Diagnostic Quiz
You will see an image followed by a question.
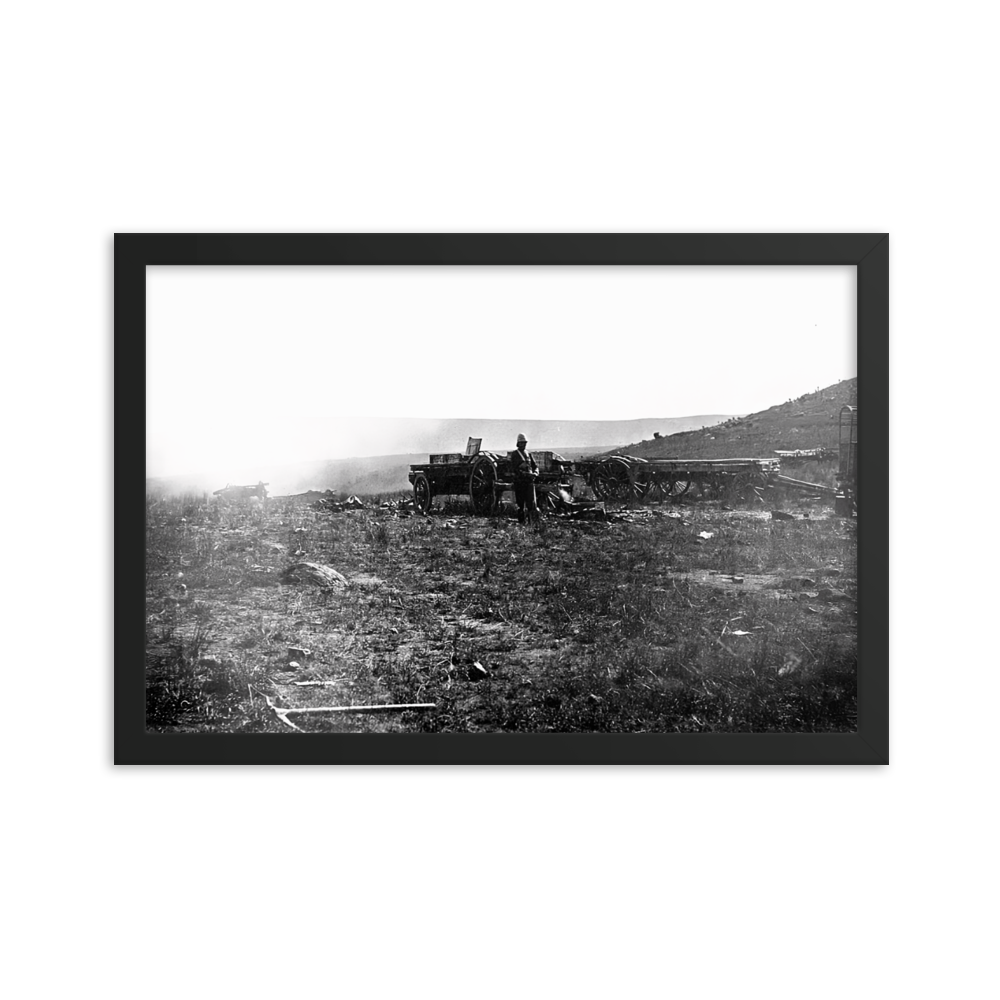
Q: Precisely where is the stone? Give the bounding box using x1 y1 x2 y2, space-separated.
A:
280 562 348 590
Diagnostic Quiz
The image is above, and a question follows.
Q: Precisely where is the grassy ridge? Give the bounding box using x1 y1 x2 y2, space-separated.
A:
611 377 857 461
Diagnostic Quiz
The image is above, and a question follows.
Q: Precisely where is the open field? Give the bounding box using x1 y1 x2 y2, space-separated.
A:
146 479 856 734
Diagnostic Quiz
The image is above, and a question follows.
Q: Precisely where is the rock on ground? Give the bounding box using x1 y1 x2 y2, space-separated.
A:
279 562 348 590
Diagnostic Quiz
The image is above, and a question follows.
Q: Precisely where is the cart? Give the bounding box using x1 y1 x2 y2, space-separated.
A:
576 455 781 504
408 438 575 514
834 405 857 516
767 406 856 514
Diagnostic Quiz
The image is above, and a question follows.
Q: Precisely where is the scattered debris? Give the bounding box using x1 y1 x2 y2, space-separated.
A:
288 646 312 660
778 653 803 677
468 661 489 682
770 510 796 521
730 576 745 584
287 661 301 670
697 531 714 540
773 448 836 459
311 494 367 513
560 505 611 522
278 489 336 503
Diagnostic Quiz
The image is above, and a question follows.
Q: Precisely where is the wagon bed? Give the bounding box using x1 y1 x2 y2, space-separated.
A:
408 440 573 514
575 455 781 503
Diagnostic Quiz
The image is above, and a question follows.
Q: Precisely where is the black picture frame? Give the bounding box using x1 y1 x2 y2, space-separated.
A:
119 233 888 764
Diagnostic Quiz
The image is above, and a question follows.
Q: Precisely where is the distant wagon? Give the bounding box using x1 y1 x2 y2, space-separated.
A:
213 481 269 501
408 438 574 514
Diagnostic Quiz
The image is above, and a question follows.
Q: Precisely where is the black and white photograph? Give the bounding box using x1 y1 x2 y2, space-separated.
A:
145 263 858 736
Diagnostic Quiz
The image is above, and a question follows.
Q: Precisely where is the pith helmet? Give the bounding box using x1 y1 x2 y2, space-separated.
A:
517 434 527 444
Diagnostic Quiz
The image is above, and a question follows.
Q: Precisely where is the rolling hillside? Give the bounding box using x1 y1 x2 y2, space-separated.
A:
601 378 857 460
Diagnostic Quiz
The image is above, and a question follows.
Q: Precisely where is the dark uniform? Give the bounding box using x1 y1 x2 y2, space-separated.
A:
511 438 538 524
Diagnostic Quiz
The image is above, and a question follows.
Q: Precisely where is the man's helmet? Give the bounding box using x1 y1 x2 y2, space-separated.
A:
517 434 527 444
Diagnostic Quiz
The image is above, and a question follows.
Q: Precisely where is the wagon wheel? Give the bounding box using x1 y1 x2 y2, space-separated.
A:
728 472 765 505
631 466 654 500
666 477 692 499
412 473 433 513
643 474 669 503
469 455 498 514
592 458 632 502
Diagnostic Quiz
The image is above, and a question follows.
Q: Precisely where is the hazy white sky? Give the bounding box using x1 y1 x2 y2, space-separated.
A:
147 265 855 477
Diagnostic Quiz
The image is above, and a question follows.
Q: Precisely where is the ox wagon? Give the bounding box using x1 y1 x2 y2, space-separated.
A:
576 455 781 504
212 481 269 501
408 438 574 514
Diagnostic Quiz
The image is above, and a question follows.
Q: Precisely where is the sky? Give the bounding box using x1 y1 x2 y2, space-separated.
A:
147 265 855 478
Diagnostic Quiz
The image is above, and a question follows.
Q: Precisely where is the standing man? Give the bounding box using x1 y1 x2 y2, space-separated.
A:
511 433 539 525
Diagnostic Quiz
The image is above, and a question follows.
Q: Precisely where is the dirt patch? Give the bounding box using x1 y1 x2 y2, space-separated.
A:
666 570 787 594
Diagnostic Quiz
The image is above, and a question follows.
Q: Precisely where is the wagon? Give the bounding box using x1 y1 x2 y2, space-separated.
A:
212 480 269 501
834 405 857 515
757 405 857 515
576 455 781 504
408 438 574 514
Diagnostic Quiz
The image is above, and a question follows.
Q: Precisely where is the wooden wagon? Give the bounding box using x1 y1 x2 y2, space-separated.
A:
575 455 781 504
834 405 857 515
760 405 857 515
212 480 269 501
408 438 574 514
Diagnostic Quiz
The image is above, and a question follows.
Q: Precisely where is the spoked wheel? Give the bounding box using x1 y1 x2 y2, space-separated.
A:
469 456 498 514
592 459 632 501
643 474 669 502
728 472 766 505
665 477 692 499
412 473 433 513
631 466 653 501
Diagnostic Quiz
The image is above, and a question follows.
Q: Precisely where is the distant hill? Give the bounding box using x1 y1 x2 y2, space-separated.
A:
602 378 857 460
146 413 735 497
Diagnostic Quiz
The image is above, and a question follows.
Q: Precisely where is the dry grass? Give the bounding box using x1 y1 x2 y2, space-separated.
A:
145 488 856 734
